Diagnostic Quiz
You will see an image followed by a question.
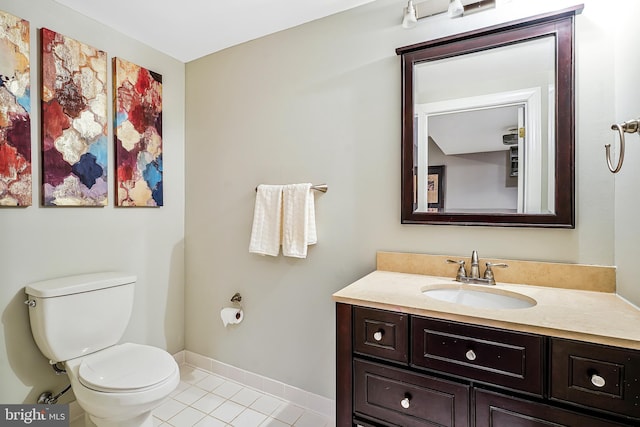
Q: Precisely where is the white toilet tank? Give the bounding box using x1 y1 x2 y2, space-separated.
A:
25 272 136 363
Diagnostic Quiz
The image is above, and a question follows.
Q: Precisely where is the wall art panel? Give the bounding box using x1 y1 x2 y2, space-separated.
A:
41 28 107 206
0 10 31 206
113 57 163 207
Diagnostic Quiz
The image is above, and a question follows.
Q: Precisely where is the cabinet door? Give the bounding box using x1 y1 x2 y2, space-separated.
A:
475 389 631 427
412 316 544 395
354 307 408 364
354 359 469 427
550 338 640 420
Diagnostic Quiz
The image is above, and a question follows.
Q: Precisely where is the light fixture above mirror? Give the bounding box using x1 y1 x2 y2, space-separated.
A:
402 0 418 29
448 0 464 18
401 0 496 28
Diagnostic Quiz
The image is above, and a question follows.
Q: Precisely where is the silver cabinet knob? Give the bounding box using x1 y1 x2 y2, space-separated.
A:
401 397 411 409
373 331 384 341
591 374 606 388
465 350 477 361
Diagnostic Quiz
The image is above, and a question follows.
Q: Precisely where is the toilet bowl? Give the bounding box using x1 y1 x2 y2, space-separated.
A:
65 343 180 427
24 273 179 427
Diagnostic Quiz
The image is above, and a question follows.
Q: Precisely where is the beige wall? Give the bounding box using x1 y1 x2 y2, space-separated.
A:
613 0 640 306
0 0 185 404
185 0 618 398
1 0 630 408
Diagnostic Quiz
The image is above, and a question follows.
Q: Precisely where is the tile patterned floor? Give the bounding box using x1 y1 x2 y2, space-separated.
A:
72 364 331 427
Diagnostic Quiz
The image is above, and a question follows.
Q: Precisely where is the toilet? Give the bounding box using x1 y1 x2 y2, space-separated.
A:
25 272 179 427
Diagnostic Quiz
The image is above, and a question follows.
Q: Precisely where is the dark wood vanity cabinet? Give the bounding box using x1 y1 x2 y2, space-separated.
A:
337 303 639 427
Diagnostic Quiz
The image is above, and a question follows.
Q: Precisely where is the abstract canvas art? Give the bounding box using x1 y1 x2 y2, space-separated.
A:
41 28 107 206
113 57 163 207
0 10 31 206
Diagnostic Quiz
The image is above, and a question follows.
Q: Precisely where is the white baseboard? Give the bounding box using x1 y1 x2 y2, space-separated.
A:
179 350 336 420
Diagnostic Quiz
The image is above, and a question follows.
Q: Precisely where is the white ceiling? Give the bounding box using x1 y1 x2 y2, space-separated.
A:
53 0 375 63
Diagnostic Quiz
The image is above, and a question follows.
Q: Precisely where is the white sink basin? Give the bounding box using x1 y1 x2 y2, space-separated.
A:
422 285 536 310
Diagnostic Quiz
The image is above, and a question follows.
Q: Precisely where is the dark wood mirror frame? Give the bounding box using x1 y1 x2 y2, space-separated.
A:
397 6 583 228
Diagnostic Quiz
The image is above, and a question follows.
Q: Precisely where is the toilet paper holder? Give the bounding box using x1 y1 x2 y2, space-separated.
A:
230 292 243 315
230 292 242 305
223 293 244 324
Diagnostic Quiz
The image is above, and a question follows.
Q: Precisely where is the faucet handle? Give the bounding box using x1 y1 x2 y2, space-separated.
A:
483 262 508 285
446 259 467 281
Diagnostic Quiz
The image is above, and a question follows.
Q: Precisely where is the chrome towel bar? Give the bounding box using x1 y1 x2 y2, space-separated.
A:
255 183 328 193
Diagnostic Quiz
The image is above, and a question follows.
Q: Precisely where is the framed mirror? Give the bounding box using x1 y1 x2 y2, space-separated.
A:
397 6 583 227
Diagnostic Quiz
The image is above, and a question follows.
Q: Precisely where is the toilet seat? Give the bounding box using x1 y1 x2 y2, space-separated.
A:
78 343 177 393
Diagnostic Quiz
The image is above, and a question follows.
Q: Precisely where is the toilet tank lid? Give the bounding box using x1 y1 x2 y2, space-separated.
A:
25 272 136 298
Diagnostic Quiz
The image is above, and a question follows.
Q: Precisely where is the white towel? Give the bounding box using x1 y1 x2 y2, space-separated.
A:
282 183 317 258
249 185 283 256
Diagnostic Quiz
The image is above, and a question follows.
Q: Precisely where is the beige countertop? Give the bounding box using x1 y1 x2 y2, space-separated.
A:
332 270 640 350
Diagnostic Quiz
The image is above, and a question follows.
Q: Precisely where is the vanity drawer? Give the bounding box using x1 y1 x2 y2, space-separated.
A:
550 338 640 419
411 316 544 395
354 358 470 427
476 388 631 427
353 417 398 427
353 307 408 364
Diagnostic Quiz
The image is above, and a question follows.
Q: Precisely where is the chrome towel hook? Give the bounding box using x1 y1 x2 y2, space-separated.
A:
606 119 640 173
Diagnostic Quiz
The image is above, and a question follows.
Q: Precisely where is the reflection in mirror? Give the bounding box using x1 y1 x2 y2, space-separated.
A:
414 36 555 215
397 6 583 227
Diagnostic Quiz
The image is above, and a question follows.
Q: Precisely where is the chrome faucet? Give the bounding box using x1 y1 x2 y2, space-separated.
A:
469 250 480 279
446 251 508 285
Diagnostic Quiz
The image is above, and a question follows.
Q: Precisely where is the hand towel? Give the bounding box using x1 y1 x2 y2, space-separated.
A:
249 185 283 256
282 183 317 258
